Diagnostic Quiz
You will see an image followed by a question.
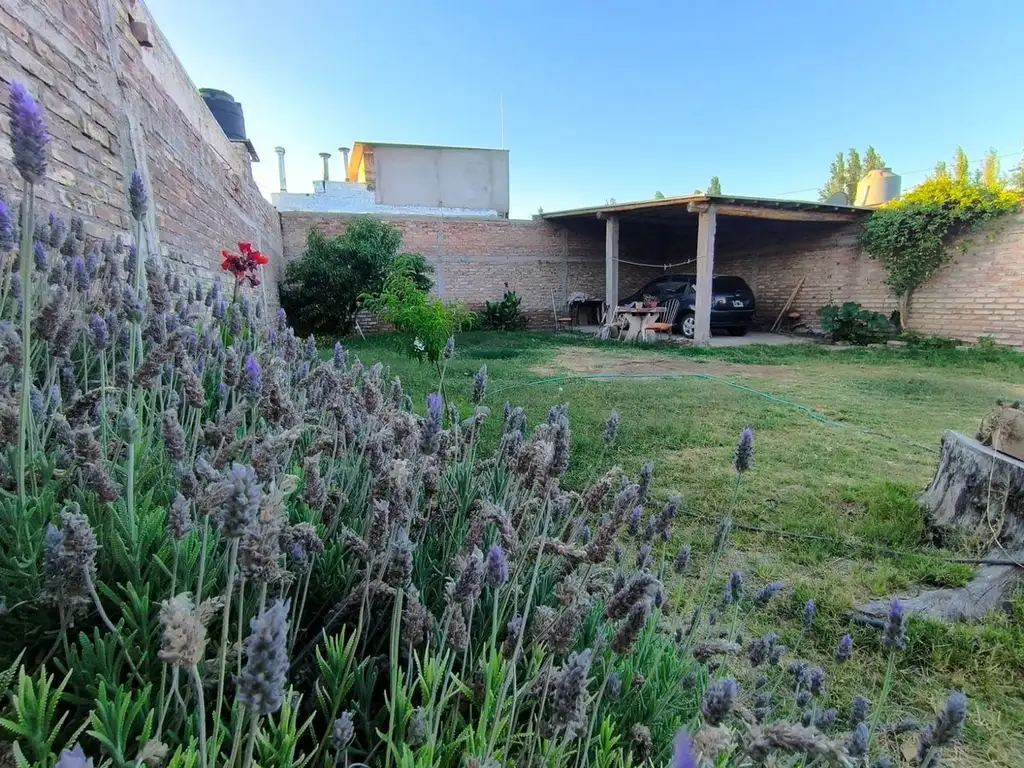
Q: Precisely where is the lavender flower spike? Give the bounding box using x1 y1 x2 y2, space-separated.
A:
128 169 148 222
242 354 263 401
604 409 620 446
9 81 49 183
236 599 291 715
420 392 443 453
0 200 15 251
803 599 816 630
734 427 754 473
671 729 697 768
54 745 93 768
882 598 907 649
472 364 488 405
486 544 509 587
836 633 853 662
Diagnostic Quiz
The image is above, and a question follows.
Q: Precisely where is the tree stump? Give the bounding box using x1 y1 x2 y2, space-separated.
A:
858 431 1024 623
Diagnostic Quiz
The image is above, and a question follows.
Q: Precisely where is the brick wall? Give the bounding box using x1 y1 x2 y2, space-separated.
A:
280 213 607 328
0 0 281 305
718 216 1024 347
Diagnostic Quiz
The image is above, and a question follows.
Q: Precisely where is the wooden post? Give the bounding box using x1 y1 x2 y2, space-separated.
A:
694 204 717 344
605 215 620 319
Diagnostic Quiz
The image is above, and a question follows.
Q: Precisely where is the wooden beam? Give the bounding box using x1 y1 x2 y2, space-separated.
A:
714 204 863 223
694 205 717 345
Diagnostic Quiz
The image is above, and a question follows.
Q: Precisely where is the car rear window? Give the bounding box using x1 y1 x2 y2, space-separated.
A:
713 276 749 292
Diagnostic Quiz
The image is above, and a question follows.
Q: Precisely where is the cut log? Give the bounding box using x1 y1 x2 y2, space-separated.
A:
857 431 1024 623
921 431 1024 548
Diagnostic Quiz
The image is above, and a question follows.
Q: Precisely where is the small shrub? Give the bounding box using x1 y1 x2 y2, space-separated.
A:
280 218 433 335
482 285 529 330
817 301 891 345
363 255 474 363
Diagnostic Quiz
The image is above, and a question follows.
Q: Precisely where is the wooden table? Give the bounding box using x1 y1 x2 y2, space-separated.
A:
616 305 664 342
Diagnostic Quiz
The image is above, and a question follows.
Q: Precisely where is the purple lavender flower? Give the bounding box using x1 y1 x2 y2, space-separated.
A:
636 543 652 570
726 570 744 604
837 634 853 662
242 354 263 401
486 544 509 587
734 427 754 472
851 695 871 726
275 306 287 332
332 341 347 370
48 213 66 249
420 393 443 453
917 690 968 767
472 364 488 405
604 409 620 446
331 712 354 752
803 599 816 630
754 582 784 607
607 672 622 700
671 730 697 768
672 544 691 575
8 81 49 183
701 678 739 726
847 722 869 758
236 599 290 715
54 745 93 768
89 314 108 351
128 169 147 221
0 200 15 251
443 335 455 360
882 598 907 649
807 667 826 698
71 256 88 290
613 544 624 564
627 506 642 537
578 525 592 544
796 690 812 708
33 240 47 271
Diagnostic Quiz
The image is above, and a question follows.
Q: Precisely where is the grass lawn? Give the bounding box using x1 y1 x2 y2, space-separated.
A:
340 331 1024 766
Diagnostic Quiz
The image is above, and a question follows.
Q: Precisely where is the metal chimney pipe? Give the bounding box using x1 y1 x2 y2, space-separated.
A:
274 146 287 192
319 152 331 182
339 147 350 181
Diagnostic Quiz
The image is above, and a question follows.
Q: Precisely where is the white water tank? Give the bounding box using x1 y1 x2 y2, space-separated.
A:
855 168 901 207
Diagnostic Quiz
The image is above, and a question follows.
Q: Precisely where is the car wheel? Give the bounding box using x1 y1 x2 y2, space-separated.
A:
727 326 748 337
679 313 695 339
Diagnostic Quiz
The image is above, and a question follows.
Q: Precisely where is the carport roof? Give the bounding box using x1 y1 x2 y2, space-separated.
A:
539 194 873 224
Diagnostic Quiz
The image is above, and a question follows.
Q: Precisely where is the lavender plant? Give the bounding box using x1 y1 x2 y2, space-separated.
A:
0 79 970 768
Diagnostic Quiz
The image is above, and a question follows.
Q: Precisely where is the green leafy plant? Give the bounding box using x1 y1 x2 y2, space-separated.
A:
482 285 528 331
817 301 891 345
280 218 433 335
860 149 1021 324
363 256 474 364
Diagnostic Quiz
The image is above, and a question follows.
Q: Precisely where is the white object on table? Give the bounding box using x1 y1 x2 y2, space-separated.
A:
617 306 664 342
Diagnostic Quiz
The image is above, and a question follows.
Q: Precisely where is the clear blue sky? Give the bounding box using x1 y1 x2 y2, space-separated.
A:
147 0 1024 218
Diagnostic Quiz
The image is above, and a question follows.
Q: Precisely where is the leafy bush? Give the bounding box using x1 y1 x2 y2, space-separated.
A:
363 255 474 364
0 80 969 768
898 330 962 350
280 217 433 335
860 150 1020 322
817 301 891 344
482 285 529 330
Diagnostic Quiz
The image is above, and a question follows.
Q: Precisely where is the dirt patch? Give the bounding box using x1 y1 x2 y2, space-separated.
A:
531 347 798 382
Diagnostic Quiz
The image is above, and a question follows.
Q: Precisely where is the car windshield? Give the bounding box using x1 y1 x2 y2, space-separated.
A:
713 276 748 292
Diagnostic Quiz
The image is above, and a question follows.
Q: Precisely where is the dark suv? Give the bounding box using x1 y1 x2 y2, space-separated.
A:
621 274 756 339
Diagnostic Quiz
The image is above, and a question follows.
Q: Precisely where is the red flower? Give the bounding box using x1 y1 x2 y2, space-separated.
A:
221 241 269 287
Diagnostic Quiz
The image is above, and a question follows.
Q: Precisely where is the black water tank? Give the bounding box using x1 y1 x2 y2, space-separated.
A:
200 88 246 141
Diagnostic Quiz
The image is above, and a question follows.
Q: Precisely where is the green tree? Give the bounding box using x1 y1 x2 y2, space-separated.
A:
280 217 433 335
820 146 886 202
933 161 950 181
1012 153 1024 191
706 176 722 195
980 149 1000 188
953 147 970 185
653 190 666 200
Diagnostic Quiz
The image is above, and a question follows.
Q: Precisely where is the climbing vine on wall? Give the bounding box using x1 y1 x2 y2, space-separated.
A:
859 153 1020 317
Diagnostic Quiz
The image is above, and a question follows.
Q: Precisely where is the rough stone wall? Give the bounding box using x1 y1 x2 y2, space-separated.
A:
0 0 282 305
280 213 606 328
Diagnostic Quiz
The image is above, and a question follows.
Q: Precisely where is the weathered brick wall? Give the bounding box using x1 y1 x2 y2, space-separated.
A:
718 217 1024 347
0 0 281 305
280 213 607 328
